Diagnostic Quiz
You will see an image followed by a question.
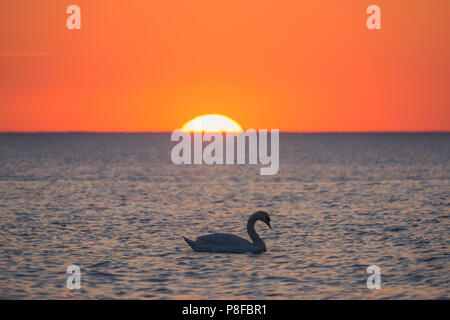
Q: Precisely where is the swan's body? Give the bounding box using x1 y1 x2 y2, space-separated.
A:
183 211 271 253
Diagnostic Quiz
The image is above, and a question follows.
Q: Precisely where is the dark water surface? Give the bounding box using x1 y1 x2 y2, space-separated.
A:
0 133 448 299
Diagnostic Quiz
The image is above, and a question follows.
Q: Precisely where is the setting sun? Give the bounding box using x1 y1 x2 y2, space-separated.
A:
181 114 243 132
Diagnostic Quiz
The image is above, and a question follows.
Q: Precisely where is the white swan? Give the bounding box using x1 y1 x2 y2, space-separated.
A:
183 211 271 253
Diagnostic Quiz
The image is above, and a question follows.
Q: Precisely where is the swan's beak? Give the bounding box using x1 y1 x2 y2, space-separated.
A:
267 221 272 229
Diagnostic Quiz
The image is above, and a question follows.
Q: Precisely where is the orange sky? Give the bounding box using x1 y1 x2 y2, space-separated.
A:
0 0 449 132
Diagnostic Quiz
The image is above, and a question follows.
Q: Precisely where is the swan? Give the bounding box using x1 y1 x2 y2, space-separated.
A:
183 211 271 253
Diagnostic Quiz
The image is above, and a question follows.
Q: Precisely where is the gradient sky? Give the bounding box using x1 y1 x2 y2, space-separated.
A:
0 0 449 132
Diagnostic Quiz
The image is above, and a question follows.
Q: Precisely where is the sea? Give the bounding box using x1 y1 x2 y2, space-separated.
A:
0 133 448 299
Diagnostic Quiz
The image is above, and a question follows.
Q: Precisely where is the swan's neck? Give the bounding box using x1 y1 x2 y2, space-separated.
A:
247 216 265 248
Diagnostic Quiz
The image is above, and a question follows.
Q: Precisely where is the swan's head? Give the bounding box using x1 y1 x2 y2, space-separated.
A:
254 211 271 229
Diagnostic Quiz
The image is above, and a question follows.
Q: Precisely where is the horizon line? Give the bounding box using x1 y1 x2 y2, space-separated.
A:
0 130 449 134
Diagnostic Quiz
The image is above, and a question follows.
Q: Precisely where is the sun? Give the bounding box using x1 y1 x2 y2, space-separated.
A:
181 114 243 132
